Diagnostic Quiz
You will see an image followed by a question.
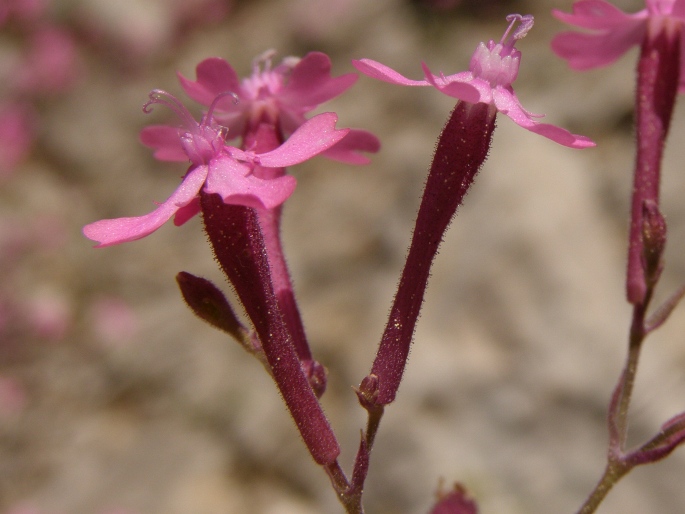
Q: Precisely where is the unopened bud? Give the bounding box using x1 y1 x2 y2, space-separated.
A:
641 199 667 286
354 374 382 412
429 483 479 514
301 359 327 398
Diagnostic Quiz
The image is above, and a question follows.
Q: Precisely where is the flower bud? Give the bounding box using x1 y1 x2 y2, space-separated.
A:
641 199 667 287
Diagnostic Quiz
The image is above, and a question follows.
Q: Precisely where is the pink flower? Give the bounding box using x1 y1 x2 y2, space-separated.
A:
25 290 71 341
353 14 595 149
90 296 139 346
552 0 685 89
12 26 79 95
83 90 349 247
173 50 379 164
0 0 46 26
0 102 34 177
0 376 26 417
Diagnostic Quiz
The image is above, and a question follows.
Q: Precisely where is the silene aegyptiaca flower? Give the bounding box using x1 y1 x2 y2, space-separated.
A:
143 50 379 164
552 0 685 84
83 89 349 247
354 14 594 407
354 14 594 149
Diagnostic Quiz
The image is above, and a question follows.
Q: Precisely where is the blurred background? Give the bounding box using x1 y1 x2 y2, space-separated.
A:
2 0 685 512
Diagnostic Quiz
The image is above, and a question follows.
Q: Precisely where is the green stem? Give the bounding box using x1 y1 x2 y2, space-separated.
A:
575 461 630 514
613 302 647 451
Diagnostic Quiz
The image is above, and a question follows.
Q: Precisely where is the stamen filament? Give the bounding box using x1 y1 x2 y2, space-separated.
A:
502 14 534 45
203 91 240 126
143 89 198 131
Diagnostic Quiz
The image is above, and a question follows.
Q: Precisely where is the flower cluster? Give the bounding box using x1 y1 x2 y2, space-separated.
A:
79 5 685 513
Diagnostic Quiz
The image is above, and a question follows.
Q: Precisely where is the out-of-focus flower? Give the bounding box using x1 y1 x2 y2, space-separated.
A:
354 14 594 148
83 90 349 247
0 102 34 177
552 0 685 89
12 26 79 95
0 0 47 26
553 0 685 303
24 290 70 341
90 296 139 346
0 0 80 174
0 375 26 416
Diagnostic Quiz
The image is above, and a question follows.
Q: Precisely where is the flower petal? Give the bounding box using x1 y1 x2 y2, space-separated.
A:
83 166 208 247
279 52 358 109
552 0 646 30
352 59 431 86
421 63 483 104
493 89 595 148
204 156 296 209
551 27 645 69
173 197 201 225
551 1 647 70
257 112 349 167
178 57 243 112
320 128 381 164
139 125 187 162
674 0 685 18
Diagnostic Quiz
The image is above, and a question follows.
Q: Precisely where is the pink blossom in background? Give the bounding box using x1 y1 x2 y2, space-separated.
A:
0 216 66 266
0 375 26 416
83 90 349 247
12 26 79 95
171 0 231 32
0 216 69 342
24 291 70 341
0 103 34 177
176 50 380 163
552 0 685 89
0 300 9 335
0 0 79 174
90 296 139 346
354 14 595 148
554 0 685 303
0 0 47 26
